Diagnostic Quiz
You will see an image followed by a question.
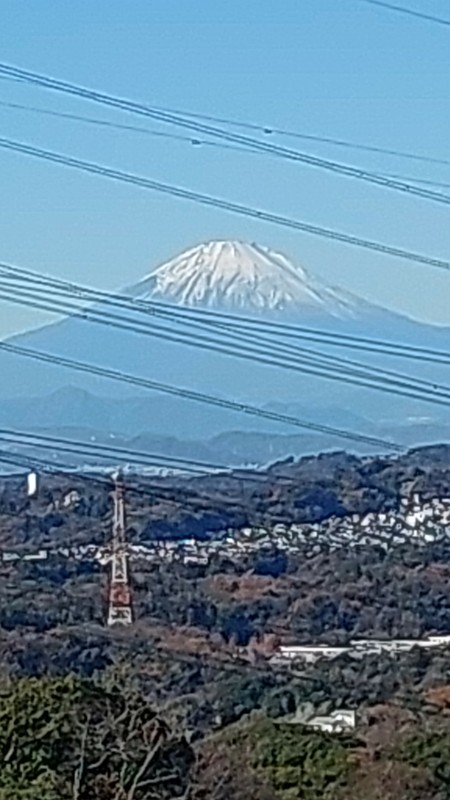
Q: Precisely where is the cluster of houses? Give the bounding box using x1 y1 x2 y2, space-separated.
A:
217 493 450 555
2 492 450 566
0 541 210 565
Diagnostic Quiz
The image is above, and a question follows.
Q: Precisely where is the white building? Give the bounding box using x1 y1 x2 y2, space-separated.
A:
306 709 356 733
274 645 349 664
26 472 38 498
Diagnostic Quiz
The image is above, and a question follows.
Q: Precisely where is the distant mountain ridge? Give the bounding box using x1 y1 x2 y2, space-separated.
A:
0 386 375 438
0 387 447 469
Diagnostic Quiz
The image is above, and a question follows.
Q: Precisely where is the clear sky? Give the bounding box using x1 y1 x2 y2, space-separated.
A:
0 0 449 336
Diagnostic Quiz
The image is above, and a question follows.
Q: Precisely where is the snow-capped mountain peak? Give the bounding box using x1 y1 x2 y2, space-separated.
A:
125 240 371 319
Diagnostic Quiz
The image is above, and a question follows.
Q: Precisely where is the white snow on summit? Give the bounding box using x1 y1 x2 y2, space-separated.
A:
125 240 373 318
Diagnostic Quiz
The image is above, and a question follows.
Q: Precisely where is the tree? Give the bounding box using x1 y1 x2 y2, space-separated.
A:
194 716 354 800
0 675 194 799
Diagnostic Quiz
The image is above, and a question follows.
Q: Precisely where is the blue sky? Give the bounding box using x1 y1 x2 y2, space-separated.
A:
0 0 449 336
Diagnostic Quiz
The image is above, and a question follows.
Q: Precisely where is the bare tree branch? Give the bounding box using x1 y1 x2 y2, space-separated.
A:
126 731 164 800
72 714 90 800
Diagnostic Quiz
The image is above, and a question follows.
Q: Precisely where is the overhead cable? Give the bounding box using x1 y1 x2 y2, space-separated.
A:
1 98 448 179
0 341 402 451
0 448 240 512
1 62 450 206
0 427 296 486
2 259 450 366
0 137 448 272
359 0 450 27
0 274 449 411
0 99 255 156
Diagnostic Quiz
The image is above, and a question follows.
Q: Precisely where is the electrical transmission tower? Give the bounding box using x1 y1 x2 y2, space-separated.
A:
107 470 133 626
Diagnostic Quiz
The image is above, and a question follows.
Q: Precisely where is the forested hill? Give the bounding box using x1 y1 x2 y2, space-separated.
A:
1 445 450 797
2 443 450 546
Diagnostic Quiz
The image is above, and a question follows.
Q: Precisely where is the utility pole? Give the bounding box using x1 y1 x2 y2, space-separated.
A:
107 470 133 626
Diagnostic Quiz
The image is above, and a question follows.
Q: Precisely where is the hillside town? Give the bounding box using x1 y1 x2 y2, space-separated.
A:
3 490 449 565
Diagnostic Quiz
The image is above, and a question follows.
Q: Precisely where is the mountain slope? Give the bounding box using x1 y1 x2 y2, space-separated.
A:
0 240 449 443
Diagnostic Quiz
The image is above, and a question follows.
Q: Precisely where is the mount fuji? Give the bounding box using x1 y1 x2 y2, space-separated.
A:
125 240 373 319
0 240 448 449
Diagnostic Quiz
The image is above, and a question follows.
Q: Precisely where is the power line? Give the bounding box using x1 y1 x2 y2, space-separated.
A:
0 99 256 157
0 448 85 479
1 137 448 272
165 109 450 169
2 259 450 410
0 275 428 389
0 431 227 477
1 63 450 207
0 279 383 387
1 273 450 412
359 0 450 27
2 259 450 368
2 411 357 518
0 340 402 452
3 72 449 172
0 266 449 411
385 173 450 189
0 427 297 486
2 98 448 182
6 427 411 522
0 448 242 514
0 438 261 512
0 444 251 513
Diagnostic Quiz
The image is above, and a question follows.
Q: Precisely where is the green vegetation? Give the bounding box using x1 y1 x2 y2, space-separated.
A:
193 712 448 800
1 446 450 796
400 731 450 790
0 676 193 799
233 718 352 799
1 666 450 797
